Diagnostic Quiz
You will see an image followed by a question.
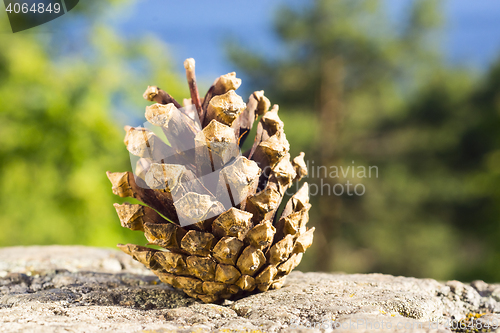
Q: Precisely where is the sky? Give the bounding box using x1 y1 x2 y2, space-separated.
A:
107 0 500 79
112 0 282 79
2 0 499 79
443 0 500 67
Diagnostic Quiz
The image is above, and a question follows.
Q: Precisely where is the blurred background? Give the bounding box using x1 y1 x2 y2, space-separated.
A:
1 0 500 282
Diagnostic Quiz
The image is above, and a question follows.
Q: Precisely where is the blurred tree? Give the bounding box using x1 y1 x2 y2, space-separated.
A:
0 4 187 248
228 0 500 281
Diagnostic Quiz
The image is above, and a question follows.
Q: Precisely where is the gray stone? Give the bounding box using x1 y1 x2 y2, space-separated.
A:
0 246 499 332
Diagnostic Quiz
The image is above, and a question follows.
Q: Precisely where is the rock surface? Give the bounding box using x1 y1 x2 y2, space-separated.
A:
0 246 499 332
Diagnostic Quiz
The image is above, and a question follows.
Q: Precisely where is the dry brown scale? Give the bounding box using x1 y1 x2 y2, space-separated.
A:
107 58 314 303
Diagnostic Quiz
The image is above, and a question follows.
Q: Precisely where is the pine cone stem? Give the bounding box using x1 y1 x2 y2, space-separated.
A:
183 58 203 122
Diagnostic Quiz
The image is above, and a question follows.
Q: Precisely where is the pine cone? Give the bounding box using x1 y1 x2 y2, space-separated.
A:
107 59 314 303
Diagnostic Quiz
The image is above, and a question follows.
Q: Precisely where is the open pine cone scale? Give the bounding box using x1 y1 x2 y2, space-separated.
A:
107 59 313 303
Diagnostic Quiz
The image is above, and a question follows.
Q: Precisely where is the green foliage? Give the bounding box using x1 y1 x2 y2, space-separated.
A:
228 0 500 281
0 12 186 248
